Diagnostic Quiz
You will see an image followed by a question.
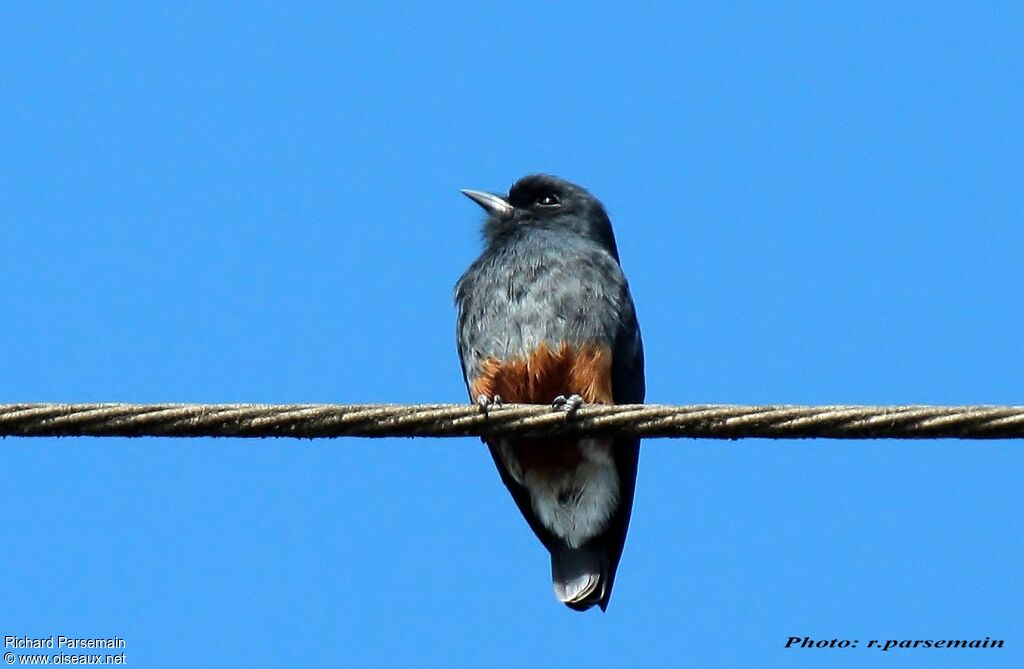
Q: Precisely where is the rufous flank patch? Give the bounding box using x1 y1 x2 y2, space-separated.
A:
470 341 613 405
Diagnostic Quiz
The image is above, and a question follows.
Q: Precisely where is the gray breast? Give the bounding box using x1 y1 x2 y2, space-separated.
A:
455 234 628 383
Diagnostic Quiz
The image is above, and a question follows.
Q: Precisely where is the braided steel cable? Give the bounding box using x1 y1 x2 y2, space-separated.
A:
1 403 1022 439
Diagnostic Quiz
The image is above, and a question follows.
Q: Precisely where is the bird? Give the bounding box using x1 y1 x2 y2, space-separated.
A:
455 174 645 611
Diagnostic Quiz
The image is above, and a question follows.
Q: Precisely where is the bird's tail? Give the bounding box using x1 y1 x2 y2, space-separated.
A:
551 544 611 612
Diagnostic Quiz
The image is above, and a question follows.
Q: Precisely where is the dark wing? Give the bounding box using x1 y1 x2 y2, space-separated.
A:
596 288 645 609
611 291 646 406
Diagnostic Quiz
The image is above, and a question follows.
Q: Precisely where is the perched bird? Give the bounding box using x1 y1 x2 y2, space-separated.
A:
455 174 645 611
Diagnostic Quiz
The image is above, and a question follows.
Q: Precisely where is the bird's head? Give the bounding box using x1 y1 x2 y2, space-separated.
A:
462 174 620 259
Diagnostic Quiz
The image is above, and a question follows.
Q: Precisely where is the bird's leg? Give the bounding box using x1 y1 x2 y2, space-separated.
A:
476 394 503 415
551 394 585 416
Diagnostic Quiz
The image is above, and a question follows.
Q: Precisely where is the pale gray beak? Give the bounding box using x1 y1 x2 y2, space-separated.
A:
461 189 514 220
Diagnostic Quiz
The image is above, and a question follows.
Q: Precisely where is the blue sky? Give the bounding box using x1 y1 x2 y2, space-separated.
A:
1 2 1022 666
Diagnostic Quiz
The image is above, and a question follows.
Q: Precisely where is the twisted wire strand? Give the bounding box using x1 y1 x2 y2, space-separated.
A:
1 403 1022 439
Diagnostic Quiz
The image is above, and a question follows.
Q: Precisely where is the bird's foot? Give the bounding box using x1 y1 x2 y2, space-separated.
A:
476 394 503 415
551 394 585 416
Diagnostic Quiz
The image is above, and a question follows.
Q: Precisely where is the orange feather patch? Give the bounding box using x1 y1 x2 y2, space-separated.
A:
469 341 613 405
470 342 615 477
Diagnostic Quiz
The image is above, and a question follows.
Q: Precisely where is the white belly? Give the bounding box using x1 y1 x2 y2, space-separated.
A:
501 438 620 548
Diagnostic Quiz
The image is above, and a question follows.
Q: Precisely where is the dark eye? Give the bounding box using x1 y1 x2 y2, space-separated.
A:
537 193 560 207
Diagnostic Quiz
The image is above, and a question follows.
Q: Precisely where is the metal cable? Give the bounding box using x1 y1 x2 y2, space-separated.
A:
1 403 1022 439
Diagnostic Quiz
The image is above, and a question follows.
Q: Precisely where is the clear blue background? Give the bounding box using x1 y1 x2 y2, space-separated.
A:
2 2 1021 667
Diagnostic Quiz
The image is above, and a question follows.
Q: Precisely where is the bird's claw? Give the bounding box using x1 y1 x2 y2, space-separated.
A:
476 394 503 415
551 394 585 416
